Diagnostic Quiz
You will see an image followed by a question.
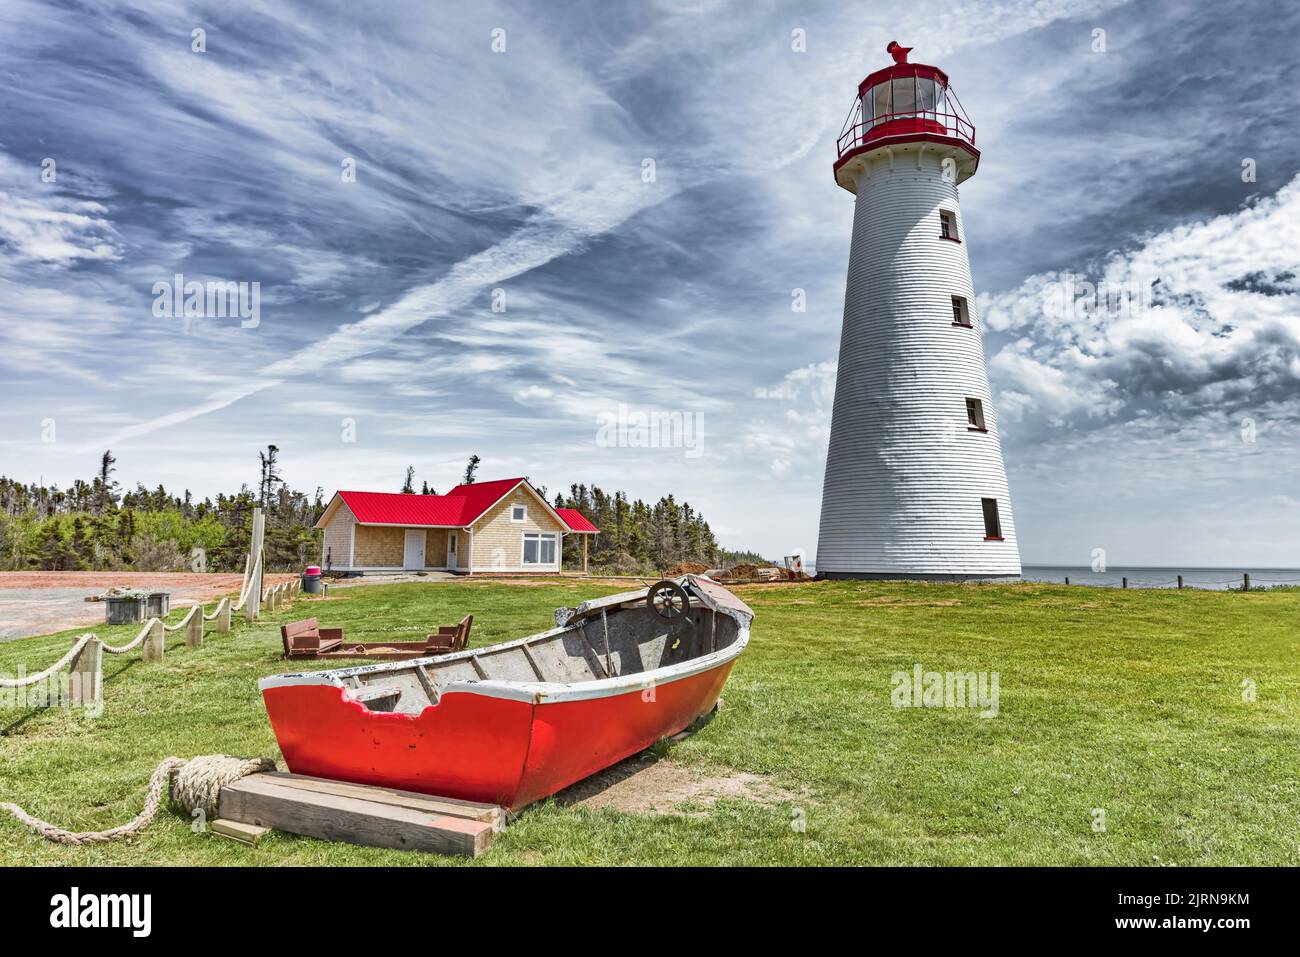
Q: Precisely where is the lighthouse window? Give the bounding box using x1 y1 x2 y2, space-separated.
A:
940 210 959 241
917 77 938 115
951 295 971 327
966 398 986 430
892 76 916 117
872 82 891 119
981 499 1003 540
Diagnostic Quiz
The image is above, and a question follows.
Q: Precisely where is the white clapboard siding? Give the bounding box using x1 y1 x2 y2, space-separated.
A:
816 147 1021 579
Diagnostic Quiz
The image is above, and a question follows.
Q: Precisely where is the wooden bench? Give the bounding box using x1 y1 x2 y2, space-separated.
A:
426 615 473 653
281 618 343 658
280 615 473 660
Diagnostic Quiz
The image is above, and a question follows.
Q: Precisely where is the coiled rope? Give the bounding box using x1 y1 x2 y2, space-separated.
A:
0 755 274 845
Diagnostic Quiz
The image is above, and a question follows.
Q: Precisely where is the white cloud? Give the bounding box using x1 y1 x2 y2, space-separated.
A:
982 175 1300 435
0 189 119 265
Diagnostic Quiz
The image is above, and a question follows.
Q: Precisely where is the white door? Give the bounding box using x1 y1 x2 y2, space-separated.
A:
403 529 425 569
447 532 458 569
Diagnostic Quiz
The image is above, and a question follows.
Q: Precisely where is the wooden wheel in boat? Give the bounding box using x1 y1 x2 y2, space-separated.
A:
648 580 690 622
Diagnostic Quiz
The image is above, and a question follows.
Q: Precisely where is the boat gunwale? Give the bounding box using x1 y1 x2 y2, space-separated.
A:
258 577 752 706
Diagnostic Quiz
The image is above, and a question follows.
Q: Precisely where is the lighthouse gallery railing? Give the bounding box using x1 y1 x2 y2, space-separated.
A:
836 110 977 159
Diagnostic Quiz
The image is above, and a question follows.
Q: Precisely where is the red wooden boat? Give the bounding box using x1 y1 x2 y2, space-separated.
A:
258 576 752 810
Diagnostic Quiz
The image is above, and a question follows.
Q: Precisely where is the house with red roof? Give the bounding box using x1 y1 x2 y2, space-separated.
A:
313 477 599 575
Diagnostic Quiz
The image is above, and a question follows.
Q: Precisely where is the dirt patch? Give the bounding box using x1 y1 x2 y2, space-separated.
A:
0 571 295 641
731 579 825 593
556 754 803 815
326 572 456 588
854 597 961 607
455 575 651 589
0 571 292 591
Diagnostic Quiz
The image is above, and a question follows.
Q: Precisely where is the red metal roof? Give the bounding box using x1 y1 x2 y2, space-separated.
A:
555 508 599 533
442 477 531 522
857 62 948 98
326 478 598 533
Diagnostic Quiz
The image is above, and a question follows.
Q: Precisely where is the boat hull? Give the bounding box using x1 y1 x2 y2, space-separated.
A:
262 656 736 809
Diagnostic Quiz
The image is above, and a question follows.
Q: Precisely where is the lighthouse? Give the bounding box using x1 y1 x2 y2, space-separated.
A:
815 43 1021 580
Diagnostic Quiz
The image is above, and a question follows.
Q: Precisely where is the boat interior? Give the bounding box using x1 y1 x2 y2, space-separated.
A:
337 599 742 716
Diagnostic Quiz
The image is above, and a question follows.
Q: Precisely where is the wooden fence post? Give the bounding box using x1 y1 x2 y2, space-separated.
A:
246 508 265 623
1064 576 1070 585
186 606 204 646
215 598 231 633
1122 577 1128 589
1243 573 1250 592
1177 575 1183 589
69 637 103 707
142 619 165 661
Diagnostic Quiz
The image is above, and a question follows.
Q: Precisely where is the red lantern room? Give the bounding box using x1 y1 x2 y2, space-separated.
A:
834 41 979 192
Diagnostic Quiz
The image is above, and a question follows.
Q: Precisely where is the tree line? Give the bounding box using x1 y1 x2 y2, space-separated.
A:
552 484 765 575
0 449 320 573
0 452 765 574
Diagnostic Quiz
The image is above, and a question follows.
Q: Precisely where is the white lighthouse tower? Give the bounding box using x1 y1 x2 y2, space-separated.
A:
816 42 1020 580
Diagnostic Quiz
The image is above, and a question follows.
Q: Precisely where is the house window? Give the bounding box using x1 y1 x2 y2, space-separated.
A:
951 295 971 327
522 532 557 565
510 504 527 523
981 498 1003 540
966 397 986 430
939 210 960 241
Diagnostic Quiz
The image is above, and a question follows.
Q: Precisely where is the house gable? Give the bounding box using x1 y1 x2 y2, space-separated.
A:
467 478 569 530
314 492 348 529
470 484 566 571
319 498 357 571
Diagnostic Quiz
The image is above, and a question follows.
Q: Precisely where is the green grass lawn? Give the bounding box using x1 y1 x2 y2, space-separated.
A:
1 578 1297 865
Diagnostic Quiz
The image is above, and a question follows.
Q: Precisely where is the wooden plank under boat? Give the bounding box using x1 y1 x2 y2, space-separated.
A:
258 576 753 810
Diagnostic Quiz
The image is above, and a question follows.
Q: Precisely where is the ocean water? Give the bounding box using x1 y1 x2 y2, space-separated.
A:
799 563 1300 590
1021 565 1300 591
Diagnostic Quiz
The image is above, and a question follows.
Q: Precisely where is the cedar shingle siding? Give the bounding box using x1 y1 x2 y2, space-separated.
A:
321 502 356 570
353 525 405 567
470 486 565 571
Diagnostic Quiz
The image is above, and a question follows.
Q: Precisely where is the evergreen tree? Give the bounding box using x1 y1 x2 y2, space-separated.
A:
95 450 118 514
462 454 481 485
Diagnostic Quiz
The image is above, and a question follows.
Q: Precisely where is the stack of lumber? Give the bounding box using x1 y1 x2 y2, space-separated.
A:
217 772 501 857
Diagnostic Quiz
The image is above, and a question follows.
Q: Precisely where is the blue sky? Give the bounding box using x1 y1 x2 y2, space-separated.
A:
1 0 1298 567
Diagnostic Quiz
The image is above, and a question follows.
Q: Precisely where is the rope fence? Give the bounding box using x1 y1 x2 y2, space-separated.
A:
0 570 302 711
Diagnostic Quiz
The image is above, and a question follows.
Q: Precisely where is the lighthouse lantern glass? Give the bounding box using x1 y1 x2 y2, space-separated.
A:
892 77 916 116
917 77 937 113
862 75 941 132
871 83 889 122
